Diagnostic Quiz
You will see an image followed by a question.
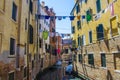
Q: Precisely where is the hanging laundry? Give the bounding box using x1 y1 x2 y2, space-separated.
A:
110 3 114 16
82 15 85 19
61 34 65 38
57 16 62 20
63 16 67 19
94 13 101 21
77 16 80 20
69 16 75 21
42 31 49 40
45 16 50 19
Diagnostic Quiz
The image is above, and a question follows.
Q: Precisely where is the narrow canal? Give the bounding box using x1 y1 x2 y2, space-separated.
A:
35 62 84 80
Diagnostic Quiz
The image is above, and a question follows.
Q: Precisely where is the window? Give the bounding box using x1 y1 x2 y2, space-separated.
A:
45 43 47 50
52 28 55 32
25 19 27 30
96 24 104 40
0 34 2 53
72 40 76 48
65 49 68 53
9 72 14 80
86 9 92 22
29 0 33 14
76 4 80 14
78 54 82 63
10 38 15 55
24 67 27 77
72 26 75 33
101 54 106 67
77 21 81 29
24 43 26 54
29 25 33 44
34 54 36 60
96 0 101 13
39 38 42 48
114 53 120 70
88 54 94 65
78 36 81 46
32 60 34 69
82 35 86 45
12 2 17 21
89 31 92 43
74 54 77 61
0 0 5 11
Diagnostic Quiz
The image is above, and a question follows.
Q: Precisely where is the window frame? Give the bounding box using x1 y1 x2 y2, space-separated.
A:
10 38 15 55
12 2 17 21
96 0 101 13
88 54 94 66
78 54 82 63
8 71 15 80
96 24 104 40
101 53 106 67
89 31 92 43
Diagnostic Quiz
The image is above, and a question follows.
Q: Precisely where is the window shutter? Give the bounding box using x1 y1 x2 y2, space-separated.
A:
79 54 82 62
96 0 101 13
88 54 94 65
29 25 33 44
97 24 104 40
12 2 17 21
10 38 15 55
101 54 106 67
89 31 92 43
9 72 14 80
72 27 75 33
29 0 33 14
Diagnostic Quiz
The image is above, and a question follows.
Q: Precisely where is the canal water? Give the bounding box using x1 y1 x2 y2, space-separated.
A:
35 62 83 80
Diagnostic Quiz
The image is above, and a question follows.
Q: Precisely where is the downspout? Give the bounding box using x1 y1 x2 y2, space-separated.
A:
27 0 30 80
17 0 22 69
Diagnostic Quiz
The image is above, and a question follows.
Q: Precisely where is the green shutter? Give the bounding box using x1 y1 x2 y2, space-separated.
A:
88 54 94 65
101 54 106 67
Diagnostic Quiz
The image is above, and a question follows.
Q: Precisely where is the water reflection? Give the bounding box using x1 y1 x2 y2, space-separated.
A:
35 66 62 80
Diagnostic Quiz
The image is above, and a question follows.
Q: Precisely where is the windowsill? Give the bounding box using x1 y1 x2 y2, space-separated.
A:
100 67 107 70
0 9 5 14
114 70 120 74
11 18 18 24
8 55 16 58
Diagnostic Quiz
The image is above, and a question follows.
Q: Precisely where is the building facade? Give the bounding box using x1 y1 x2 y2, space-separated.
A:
71 0 120 80
0 0 30 80
0 0 41 80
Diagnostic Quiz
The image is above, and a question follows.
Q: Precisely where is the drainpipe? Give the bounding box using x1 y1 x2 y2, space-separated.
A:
27 0 30 80
17 0 22 69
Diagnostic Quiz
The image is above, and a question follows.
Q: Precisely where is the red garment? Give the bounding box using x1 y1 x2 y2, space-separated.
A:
57 48 61 54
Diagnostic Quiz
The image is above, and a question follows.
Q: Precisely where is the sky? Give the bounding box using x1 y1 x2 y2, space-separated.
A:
40 0 75 34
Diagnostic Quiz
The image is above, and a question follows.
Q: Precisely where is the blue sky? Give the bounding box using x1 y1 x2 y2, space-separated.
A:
40 0 75 34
